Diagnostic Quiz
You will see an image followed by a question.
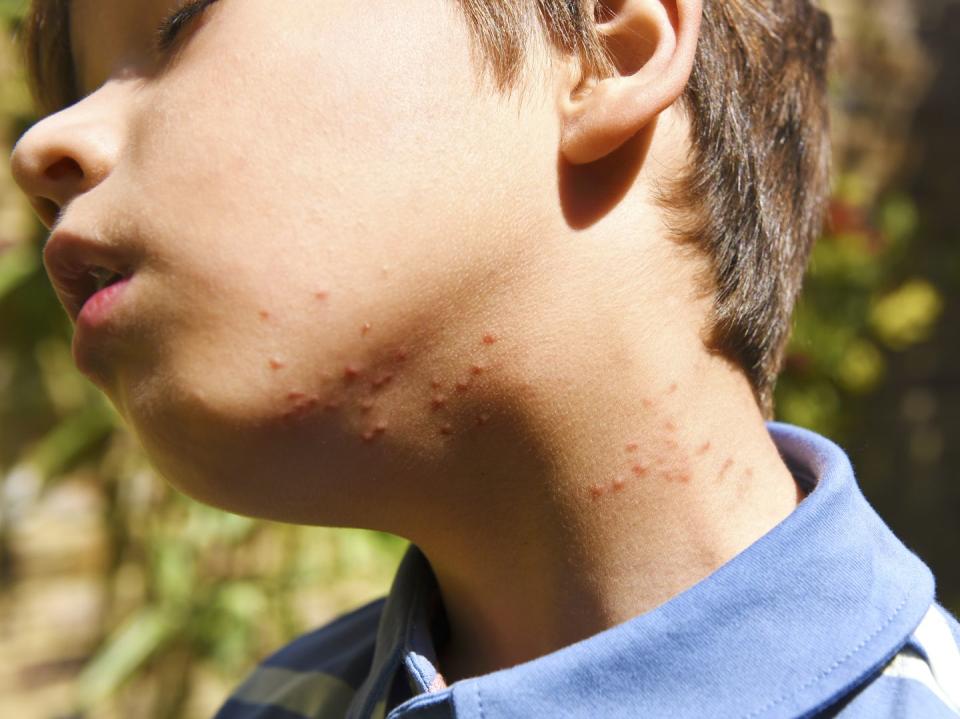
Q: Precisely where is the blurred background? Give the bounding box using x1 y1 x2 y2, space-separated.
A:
1 0 958 716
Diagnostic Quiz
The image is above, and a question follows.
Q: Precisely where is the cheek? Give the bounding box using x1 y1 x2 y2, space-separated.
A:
117 0 553 432
119 267 407 436
131 0 544 313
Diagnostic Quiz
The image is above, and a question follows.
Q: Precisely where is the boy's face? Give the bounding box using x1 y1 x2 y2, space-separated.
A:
12 0 565 523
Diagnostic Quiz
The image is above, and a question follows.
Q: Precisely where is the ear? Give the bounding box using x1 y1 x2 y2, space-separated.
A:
559 0 702 165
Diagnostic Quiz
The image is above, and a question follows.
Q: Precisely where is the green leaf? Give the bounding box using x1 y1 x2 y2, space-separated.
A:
153 538 196 605
870 279 944 350
75 606 180 708
836 339 886 393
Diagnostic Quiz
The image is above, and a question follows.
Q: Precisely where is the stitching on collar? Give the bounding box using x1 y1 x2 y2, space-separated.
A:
408 654 433 694
741 589 916 719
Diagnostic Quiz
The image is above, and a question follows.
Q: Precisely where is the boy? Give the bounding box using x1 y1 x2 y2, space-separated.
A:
9 0 960 716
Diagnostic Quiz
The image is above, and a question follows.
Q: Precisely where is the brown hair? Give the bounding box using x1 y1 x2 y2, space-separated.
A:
19 0 833 417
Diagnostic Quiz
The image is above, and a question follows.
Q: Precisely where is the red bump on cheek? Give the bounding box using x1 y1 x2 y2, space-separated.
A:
482 333 497 345
612 478 626 492
625 442 639 453
287 391 306 401
360 398 375 413
476 413 491 426
589 484 606 500
631 463 648 477
394 349 409 362
361 322 372 336
430 395 447 411
439 424 453 436
371 372 394 390
344 365 362 382
696 441 711 455
314 290 329 301
470 364 485 376
641 398 654 409
269 358 286 370
455 379 470 392
667 382 678 394
719 458 734 477
430 378 443 390
665 420 677 432
259 309 271 320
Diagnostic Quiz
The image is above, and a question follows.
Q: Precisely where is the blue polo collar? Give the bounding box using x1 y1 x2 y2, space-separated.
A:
349 422 935 719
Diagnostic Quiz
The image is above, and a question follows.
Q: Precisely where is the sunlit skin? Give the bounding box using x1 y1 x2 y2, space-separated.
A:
10 0 805 685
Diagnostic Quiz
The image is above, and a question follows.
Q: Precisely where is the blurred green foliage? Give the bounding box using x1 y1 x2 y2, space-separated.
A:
776 190 944 434
1 2 957 717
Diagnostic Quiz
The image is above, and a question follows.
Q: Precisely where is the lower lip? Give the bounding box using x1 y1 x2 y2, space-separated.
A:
77 277 132 329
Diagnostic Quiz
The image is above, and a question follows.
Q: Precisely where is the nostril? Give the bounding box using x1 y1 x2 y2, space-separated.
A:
45 156 83 182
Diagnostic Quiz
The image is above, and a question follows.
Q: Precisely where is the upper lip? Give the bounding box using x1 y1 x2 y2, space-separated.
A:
43 229 137 321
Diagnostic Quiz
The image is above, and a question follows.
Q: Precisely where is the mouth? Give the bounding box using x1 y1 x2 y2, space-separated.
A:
43 230 137 322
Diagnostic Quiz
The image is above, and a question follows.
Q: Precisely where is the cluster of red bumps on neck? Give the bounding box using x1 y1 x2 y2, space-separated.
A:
255 292 751 500
587 382 749 501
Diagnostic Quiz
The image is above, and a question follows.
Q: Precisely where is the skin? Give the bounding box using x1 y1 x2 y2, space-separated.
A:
10 0 803 685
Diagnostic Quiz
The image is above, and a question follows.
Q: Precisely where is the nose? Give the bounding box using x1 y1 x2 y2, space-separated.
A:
9 94 122 230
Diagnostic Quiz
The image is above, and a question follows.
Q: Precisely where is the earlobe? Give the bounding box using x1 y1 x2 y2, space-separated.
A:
559 0 702 165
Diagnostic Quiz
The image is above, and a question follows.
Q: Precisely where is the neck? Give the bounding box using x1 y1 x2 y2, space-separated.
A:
402 302 802 685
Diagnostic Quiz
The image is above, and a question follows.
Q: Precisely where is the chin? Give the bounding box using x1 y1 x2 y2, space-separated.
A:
139 432 296 521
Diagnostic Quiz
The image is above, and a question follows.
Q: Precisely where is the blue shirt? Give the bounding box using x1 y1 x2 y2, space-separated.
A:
213 423 960 718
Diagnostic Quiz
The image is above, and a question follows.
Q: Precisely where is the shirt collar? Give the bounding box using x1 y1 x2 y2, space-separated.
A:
351 422 935 718
346 539 444 718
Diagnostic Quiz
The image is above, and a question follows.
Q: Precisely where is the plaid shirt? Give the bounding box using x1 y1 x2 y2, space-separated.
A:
213 423 960 718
